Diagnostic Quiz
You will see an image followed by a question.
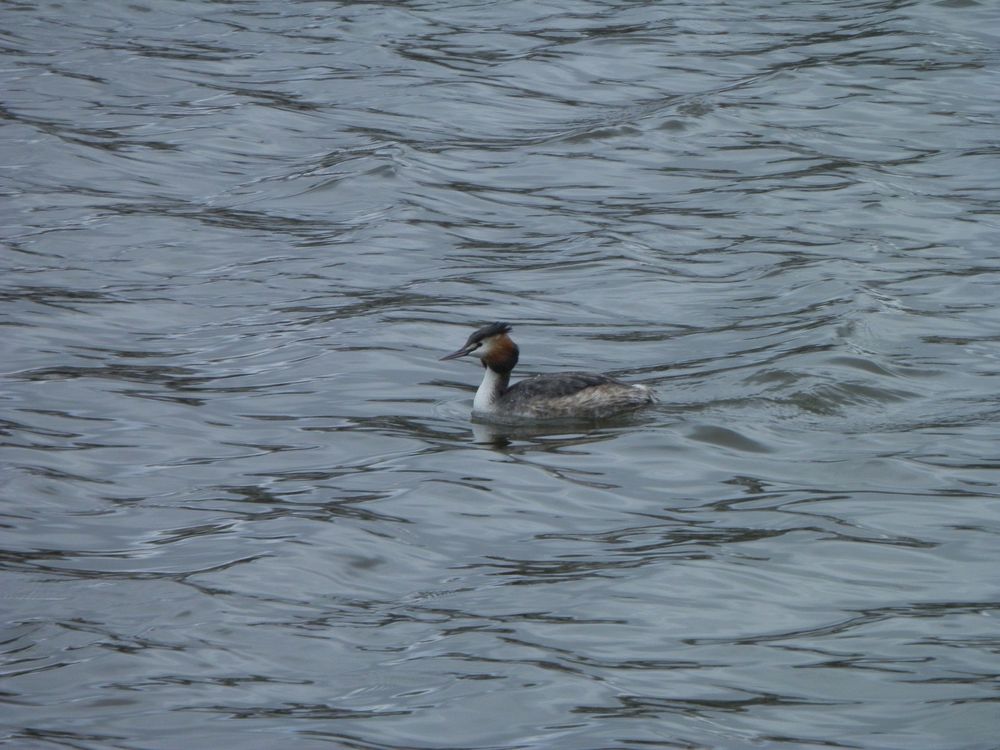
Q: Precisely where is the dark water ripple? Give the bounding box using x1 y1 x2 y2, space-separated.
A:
3 0 1000 748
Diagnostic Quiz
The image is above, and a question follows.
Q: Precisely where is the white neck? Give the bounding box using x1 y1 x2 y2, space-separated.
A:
473 367 508 413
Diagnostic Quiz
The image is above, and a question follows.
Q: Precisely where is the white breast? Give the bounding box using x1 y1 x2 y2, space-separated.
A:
473 367 505 413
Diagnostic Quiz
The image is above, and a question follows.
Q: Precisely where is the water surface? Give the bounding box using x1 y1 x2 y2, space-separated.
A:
2 1 1000 748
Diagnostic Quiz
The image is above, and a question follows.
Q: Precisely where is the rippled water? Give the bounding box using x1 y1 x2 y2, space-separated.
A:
3 1 1000 748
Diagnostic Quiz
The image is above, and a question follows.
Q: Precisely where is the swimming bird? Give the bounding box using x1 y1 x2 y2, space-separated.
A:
440 322 654 420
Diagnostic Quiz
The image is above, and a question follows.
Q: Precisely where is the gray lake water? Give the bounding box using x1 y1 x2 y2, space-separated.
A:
3 1 1000 748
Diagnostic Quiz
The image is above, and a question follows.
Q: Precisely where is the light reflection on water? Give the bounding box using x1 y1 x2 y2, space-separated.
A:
3 0 1000 748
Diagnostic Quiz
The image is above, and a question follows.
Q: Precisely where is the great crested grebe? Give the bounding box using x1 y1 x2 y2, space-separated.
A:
440 322 654 420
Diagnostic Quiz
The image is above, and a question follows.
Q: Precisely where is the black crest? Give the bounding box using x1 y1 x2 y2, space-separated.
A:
468 321 512 344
